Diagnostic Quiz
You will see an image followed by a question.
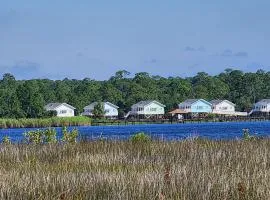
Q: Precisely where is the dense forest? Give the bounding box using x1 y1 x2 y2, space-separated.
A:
0 68 269 118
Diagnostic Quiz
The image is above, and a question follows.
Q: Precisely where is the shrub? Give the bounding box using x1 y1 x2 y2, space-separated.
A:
24 129 44 144
62 127 79 143
130 132 151 143
24 128 58 144
0 116 91 129
2 136 11 145
44 128 57 143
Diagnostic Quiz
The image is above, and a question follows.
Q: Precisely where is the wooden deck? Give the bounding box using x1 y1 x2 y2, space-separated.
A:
91 116 270 126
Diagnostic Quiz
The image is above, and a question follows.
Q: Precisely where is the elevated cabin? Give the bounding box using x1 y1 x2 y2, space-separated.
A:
210 100 235 115
178 99 212 114
251 99 270 116
130 100 166 118
44 103 75 117
82 102 119 118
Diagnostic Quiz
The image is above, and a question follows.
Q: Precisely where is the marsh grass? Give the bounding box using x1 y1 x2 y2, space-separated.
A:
0 116 91 129
0 139 270 199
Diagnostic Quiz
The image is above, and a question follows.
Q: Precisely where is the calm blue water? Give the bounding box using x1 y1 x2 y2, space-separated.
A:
0 121 270 142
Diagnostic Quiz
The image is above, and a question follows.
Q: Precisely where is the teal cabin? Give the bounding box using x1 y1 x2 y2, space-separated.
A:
178 99 212 113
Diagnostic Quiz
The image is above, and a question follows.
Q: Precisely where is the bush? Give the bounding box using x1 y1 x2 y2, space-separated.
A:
23 127 79 144
130 132 151 143
62 127 79 144
24 129 44 144
2 136 11 145
44 128 57 143
0 116 91 129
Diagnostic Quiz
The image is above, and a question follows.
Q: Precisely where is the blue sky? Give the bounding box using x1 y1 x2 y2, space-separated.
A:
1 0 270 80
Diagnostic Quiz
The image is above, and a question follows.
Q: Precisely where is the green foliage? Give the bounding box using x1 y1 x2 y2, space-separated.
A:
62 127 79 143
24 129 44 144
242 129 262 141
0 117 91 128
43 128 57 143
242 129 252 140
0 69 269 118
2 136 11 145
23 127 79 144
130 132 151 143
93 102 105 118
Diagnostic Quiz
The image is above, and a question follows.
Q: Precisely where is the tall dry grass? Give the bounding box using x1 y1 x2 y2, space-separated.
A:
0 139 269 199
0 116 91 129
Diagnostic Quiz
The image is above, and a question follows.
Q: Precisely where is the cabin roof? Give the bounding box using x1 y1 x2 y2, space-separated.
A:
210 100 235 106
84 102 119 109
132 100 166 108
45 103 76 110
256 99 270 104
179 99 212 106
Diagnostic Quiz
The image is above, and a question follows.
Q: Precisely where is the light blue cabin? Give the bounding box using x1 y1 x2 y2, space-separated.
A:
178 99 212 113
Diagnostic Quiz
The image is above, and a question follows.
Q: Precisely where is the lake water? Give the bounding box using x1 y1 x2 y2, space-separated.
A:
1 121 270 142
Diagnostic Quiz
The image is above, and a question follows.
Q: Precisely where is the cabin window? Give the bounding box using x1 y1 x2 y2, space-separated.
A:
60 110 67 114
105 109 110 113
150 108 157 111
137 107 143 111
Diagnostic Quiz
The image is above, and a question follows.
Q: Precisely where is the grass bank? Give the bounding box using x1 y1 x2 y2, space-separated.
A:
0 116 91 129
0 139 269 199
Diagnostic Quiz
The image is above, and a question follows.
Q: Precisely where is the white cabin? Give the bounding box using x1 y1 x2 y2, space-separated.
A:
210 100 235 115
44 103 75 117
130 100 165 117
252 99 270 113
82 102 119 118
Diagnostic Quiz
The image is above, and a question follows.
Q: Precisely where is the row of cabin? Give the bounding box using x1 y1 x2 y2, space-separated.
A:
44 102 119 118
45 99 270 118
44 101 165 118
178 99 236 115
44 99 241 118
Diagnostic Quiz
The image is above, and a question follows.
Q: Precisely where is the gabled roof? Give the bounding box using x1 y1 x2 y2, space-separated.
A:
179 99 212 106
105 102 119 109
84 102 119 109
210 100 235 106
256 99 270 104
45 103 76 110
132 100 166 108
84 102 98 109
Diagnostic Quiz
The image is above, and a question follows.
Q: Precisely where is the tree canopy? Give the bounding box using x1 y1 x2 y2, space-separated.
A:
0 69 268 118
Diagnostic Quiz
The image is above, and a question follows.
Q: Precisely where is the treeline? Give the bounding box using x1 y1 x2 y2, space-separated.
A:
0 68 269 118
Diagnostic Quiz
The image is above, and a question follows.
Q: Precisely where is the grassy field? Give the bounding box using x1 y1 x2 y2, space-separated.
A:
0 139 269 199
0 116 91 129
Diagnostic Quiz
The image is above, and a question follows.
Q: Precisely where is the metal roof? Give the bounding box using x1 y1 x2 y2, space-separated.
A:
257 99 270 104
179 99 212 106
45 103 76 110
84 102 119 109
131 100 166 108
210 100 235 106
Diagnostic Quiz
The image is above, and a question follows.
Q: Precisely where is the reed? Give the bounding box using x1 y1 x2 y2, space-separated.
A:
0 139 269 199
0 116 91 129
